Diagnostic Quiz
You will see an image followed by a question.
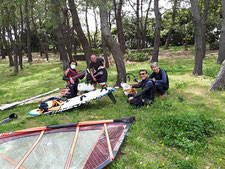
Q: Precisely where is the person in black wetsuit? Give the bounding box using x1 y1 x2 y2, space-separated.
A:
86 54 108 89
148 62 169 98
127 69 155 107
63 61 84 98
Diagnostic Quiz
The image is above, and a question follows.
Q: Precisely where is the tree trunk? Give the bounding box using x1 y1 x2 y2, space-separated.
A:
114 0 126 54
93 8 98 50
190 0 209 75
62 3 73 62
0 28 6 59
9 25 19 73
71 31 77 55
85 3 92 47
101 32 110 68
2 27 14 66
210 60 225 90
151 0 161 62
217 0 225 64
5 6 19 73
100 0 126 86
25 0 32 62
51 0 69 70
19 4 24 69
141 0 152 49
136 0 142 50
68 0 92 67
164 0 177 50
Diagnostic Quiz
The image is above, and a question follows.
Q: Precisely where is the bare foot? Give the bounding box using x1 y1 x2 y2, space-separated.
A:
160 93 167 98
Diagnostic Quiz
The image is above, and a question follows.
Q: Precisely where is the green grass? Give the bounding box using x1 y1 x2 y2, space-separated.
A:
0 48 224 168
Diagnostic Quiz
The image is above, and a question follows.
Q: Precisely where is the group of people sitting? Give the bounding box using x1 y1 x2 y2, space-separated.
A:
127 62 169 107
63 54 107 98
63 54 169 108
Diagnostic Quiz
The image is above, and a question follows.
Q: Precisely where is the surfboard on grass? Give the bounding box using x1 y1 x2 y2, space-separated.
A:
28 87 116 117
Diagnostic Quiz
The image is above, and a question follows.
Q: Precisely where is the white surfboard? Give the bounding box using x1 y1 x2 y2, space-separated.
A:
28 87 115 117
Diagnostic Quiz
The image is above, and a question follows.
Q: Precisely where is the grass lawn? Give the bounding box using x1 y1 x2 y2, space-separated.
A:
0 47 224 168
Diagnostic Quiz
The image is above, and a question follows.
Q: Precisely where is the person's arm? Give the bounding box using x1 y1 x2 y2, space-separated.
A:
155 69 167 84
63 71 74 84
131 82 141 88
63 74 70 81
90 68 96 82
148 72 154 80
133 81 153 98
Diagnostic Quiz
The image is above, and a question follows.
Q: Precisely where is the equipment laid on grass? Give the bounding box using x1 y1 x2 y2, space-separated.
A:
0 117 135 169
0 113 18 124
121 83 137 96
28 87 116 117
0 88 60 111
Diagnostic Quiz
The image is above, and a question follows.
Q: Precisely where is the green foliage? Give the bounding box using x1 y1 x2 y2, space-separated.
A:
149 113 221 154
125 53 149 61
204 66 221 78
173 159 195 169
92 47 103 54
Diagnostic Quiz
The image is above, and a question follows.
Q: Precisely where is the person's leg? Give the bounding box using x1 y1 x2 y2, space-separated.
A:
96 68 108 87
155 83 166 95
69 84 78 97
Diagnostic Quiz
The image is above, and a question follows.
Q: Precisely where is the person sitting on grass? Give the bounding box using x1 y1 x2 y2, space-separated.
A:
127 69 155 107
86 54 108 89
148 62 169 98
63 60 84 98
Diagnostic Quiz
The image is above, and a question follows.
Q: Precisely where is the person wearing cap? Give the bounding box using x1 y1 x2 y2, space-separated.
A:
86 54 108 89
148 62 169 98
63 60 84 98
127 69 155 107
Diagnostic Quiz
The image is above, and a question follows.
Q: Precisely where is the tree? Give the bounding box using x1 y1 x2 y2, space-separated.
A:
114 0 126 53
217 0 225 64
151 0 161 62
99 0 126 86
190 0 210 75
164 0 178 49
25 0 32 62
50 0 69 70
141 0 152 48
210 60 225 90
68 0 92 67
85 1 92 47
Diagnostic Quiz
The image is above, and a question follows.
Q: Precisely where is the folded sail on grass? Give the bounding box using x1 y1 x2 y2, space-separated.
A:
0 117 135 169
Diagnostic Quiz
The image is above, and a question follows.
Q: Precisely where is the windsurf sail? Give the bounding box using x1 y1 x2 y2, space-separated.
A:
28 87 116 117
0 117 135 169
0 88 60 111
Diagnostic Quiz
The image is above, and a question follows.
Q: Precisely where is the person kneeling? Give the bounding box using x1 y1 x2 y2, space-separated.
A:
86 55 108 89
63 61 84 98
128 69 155 107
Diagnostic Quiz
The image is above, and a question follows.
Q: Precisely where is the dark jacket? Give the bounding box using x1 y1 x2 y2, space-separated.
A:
63 68 80 84
148 69 169 87
132 79 155 100
89 57 104 71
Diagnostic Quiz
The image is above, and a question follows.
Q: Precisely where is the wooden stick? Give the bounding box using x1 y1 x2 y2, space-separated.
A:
65 126 80 169
0 153 25 169
15 130 45 169
104 123 114 161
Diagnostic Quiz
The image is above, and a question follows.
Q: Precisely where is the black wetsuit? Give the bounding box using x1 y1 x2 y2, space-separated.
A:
148 69 169 95
87 57 108 85
128 78 155 107
63 68 84 98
